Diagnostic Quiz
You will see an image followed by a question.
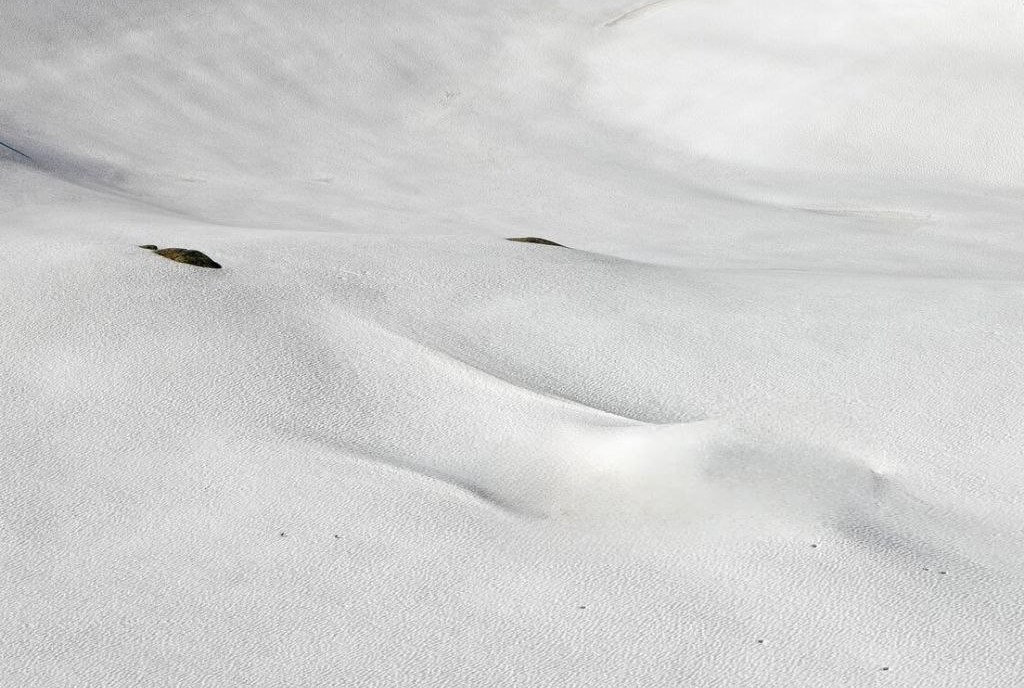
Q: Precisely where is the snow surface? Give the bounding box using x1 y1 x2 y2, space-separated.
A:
3 1 1024 686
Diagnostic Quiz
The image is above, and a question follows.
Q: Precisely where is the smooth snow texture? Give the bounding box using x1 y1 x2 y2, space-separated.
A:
587 0 1024 185
2 1 1024 686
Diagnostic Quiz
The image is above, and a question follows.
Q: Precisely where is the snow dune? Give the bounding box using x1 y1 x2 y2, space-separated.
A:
3 1 1024 686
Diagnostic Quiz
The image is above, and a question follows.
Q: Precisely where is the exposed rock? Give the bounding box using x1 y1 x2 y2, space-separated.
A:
506 237 567 248
141 245 222 269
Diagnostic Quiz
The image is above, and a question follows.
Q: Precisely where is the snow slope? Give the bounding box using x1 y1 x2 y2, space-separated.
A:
2 1 1024 686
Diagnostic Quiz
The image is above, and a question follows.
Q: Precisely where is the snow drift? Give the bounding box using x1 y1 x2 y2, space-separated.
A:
3 1 1024 686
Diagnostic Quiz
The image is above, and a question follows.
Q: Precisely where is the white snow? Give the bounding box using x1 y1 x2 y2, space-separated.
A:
2 1 1024 686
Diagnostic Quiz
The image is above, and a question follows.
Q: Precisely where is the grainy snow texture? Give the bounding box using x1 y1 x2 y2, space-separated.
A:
3 1 1024 686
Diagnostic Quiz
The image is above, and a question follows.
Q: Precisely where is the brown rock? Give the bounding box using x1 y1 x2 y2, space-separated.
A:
150 247 222 269
506 237 567 248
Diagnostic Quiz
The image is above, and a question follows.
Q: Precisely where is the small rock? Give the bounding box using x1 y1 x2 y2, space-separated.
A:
147 246 222 269
506 237 567 248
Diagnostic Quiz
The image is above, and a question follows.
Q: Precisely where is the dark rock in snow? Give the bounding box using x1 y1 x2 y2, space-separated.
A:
143 246 222 269
506 237 567 248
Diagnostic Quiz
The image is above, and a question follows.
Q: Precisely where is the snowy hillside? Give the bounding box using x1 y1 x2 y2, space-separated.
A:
3 1 1024 686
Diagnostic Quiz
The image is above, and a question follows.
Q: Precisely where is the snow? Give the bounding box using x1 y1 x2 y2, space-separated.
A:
3 1 1024 686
